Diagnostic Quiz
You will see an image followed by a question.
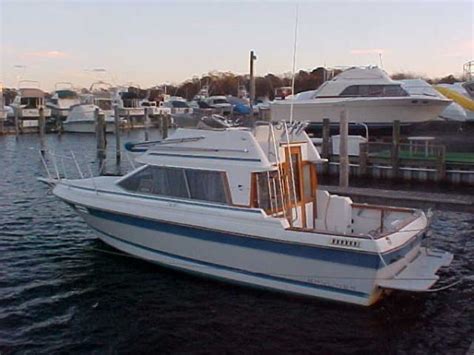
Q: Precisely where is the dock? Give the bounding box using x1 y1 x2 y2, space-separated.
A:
320 185 474 213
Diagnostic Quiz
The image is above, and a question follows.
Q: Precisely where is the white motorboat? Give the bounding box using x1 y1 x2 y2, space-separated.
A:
271 67 451 126
116 88 145 118
41 123 453 306
206 96 233 115
140 99 171 116
401 79 468 122
46 82 81 120
63 85 117 133
10 81 51 128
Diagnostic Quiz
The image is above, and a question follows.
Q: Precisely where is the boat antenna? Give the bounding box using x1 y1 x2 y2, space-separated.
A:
289 4 299 125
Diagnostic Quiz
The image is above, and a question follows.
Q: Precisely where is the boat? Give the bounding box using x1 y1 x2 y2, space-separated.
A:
140 99 171 116
10 81 52 129
115 88 145 119
271 67 451 127
63 82 117 133
205 96 233 115
46 82 81 120
40 122 453 306
400 79 469 122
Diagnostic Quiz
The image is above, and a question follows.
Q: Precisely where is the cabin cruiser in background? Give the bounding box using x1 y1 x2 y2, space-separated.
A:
271 67 451 126
140 99 171 116
162 97 193 115
46 82 81 120
63 82 116 133
41 122 453 306
206 95 233 115
116 88 145 119
401 79 470 122
0 84 7 122
10 81 51 129
192 85 210 102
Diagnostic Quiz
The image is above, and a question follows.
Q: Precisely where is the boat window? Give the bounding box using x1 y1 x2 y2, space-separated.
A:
119 166 230 204
339 85 409 97
185 169 229 204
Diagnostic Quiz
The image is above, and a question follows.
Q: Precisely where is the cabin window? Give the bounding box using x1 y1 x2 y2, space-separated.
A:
185 169 229 204
303 164 312 200
339 85 408 97
119 166 230 204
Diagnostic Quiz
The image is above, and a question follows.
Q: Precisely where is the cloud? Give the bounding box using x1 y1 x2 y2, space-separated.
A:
24 50 68 59
350 48 388 55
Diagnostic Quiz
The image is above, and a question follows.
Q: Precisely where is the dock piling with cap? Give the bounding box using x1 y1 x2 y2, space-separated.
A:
339 109 349 188
391 120 400 179
95 108 106 161
144 107 150 141
114 105 121 164
39 107 46 155
14 108 19 139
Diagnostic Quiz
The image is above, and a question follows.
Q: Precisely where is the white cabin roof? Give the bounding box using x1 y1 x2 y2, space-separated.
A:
135 125 323 206
315 67 400 97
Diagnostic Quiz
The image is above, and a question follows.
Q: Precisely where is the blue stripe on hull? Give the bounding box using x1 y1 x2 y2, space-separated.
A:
87 208 421 270
92 226 370 299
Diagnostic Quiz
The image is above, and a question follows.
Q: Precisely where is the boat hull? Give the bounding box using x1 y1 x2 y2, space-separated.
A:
271 96 451 125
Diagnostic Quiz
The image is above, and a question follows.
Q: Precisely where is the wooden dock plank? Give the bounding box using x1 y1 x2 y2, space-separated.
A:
319 185 474 213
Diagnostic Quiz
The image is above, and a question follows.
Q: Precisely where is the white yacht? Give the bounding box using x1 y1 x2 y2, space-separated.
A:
140 99 171 116
10 81 51 128
116 88 145 118
46 82 81 120
206 95 233 115
271 67 451 126
40 123 453 306
64 82 117 133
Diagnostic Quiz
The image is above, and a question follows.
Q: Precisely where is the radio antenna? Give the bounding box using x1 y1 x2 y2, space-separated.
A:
289 4 299 125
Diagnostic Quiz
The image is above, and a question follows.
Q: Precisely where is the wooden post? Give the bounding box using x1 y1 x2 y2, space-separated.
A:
339 109 349 188
391 120 400 179
14 108 19 138
0 111 4 135
359 142 368 177
95 108 106 160
57 116 62 136
114 105 121 163
162 114 169 139
144 107 150 141
39 107 46 155
249 50 256 110
436 145 446 182
322 118 330 174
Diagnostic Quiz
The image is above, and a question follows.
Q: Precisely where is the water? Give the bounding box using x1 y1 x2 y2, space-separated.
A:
1 132 473 353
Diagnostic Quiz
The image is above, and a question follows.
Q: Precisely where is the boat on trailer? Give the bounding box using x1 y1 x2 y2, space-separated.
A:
40 122 453 306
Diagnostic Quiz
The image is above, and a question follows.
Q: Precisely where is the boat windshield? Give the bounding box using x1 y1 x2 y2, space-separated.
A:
212 99 229 104
20 97 41 108
171 101 189 108
96 99 112 110
118 166 231 204
339 85 409 97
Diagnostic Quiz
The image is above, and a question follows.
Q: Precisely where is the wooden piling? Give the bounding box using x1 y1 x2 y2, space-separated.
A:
114 105 121 163
391 120 400 179
14 108 19 138
436 145 446 182
144 107 150 141
95 108 106 160
39 107 46 155
322 118 330 174
0 112 4 135
162 114 169 139
339 109 349 188
359 142 368 177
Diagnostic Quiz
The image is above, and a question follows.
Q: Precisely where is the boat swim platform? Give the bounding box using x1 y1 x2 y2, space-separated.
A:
319 185 474 213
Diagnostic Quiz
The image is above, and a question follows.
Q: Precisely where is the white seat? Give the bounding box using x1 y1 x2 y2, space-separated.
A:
315 190 352 234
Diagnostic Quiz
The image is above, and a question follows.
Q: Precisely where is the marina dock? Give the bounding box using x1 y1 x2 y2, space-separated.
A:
320 184 474 213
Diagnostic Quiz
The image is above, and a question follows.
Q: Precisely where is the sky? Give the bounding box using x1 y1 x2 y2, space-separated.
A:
1 0 473 91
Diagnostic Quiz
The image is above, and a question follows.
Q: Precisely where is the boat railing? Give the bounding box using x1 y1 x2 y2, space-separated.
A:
40 149 137 182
